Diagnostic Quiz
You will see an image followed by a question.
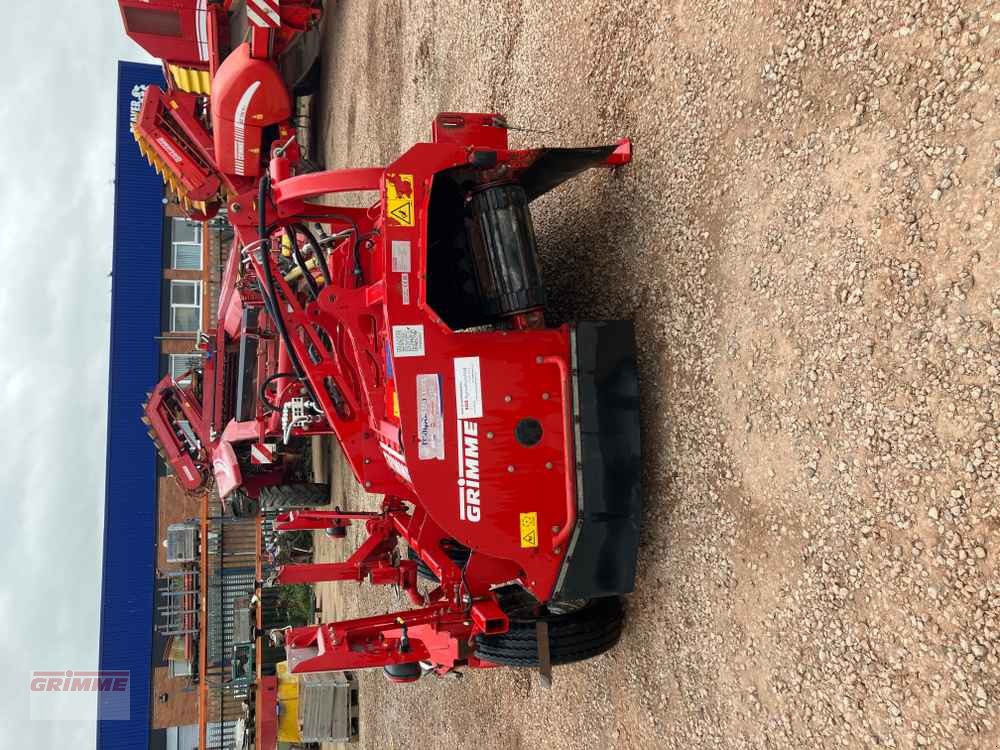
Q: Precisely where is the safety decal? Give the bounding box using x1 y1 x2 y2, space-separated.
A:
391 240 412 272
416 374 445 460
250 442 276 465
454 357 483 419
386 173 415 227
247 0 281 29
392 325 425 358
519 512 539 548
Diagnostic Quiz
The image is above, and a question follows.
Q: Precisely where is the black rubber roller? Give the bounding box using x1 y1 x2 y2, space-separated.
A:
465 183 546 318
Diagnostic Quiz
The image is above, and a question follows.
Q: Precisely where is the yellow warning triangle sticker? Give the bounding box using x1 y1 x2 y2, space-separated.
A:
389 202 413 225
386 173 416 227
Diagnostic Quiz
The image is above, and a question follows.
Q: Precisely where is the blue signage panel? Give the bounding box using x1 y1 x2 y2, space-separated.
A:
97 60 165 750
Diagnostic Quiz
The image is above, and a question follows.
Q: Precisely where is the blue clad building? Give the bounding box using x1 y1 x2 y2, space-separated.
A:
98 61 165 750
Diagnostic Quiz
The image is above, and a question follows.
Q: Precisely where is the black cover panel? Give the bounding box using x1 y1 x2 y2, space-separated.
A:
519 146 618 203
555 320 644 600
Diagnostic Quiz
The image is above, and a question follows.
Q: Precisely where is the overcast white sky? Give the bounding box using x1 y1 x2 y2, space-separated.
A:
1 4 153 747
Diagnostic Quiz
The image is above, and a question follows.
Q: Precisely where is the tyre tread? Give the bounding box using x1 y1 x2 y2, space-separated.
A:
258 482 331 511
474 596 624 667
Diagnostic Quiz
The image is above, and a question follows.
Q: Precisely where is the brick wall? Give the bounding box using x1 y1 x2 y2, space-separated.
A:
159 337 200 357
156 478 202 570
152 478 203 731
150 666 199 730
149 210 232 732
163 268 201 282
165 202 186 219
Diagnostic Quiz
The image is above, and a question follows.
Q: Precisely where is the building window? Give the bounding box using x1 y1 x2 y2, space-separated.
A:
168 660 193 678
171 218 202 270
170 280 202 332
169 354 202 384
122 7 182 37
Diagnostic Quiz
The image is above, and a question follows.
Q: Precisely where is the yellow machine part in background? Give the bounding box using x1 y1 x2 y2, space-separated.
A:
131 127 209 217
276 661 302 743
168 65 212 95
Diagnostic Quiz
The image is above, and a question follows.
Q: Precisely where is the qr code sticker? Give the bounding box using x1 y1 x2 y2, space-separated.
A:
392 325 425 358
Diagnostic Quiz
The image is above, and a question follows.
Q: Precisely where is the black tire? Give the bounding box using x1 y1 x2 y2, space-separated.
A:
474 595 625 667
291 57 321 97
406 539 472 582
258 482 330 512
228 489 259 518
383 661 422 683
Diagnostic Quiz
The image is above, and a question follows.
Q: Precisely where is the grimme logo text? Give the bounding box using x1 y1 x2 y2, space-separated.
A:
30 671 129 692
457 419 482 522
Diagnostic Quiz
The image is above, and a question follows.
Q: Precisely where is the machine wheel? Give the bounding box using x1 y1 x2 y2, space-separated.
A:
258 482 331 511
473 593 624 667
228 489 259 518
292 58 322 97
406 539 472 582
383 661 422 684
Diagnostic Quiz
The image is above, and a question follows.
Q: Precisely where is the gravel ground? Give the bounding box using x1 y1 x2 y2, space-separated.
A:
309 2 1000 748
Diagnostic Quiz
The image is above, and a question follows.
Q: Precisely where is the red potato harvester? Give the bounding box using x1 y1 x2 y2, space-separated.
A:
233 113 643 680
126 3 644 678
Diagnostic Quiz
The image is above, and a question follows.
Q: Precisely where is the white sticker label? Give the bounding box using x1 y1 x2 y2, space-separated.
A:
401 273 411 305
454 356 483 419
392 325 425 358
391 240 412 272
416 374 445 460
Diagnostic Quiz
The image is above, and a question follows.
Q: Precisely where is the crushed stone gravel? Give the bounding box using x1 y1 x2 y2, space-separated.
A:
310 2 1000 748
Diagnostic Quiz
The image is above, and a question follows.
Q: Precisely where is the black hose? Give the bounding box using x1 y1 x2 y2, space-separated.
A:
285 227 320 299
256 176 317 404
302 214 365 286
259 371 298 412
292 222 332 287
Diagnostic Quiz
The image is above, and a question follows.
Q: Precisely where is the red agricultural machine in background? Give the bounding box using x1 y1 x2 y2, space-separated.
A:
119 0 321 91
118 0 322 218
121 0 338 514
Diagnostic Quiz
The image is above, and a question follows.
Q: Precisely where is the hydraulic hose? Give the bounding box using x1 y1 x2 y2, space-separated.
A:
285 227 320 299
300 213 365 286
259 371 298 412
292 222 333 288
256 175 318 405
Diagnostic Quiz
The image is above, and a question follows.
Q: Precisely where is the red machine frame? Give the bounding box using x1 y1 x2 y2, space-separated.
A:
268 503 509 677
145 109 643 679
225 114 631 600
121 0 644 705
